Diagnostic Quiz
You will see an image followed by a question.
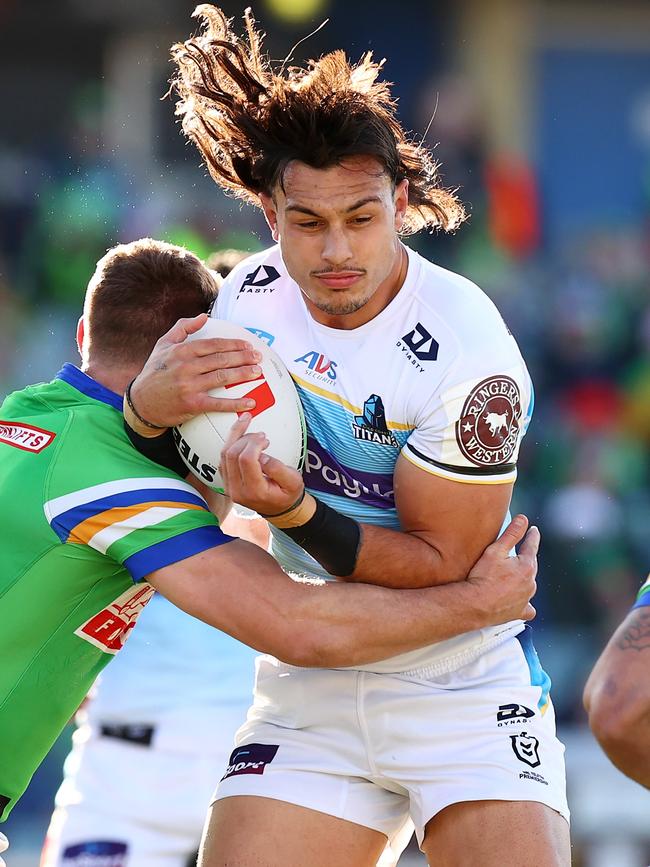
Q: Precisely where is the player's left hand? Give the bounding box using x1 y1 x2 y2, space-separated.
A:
0 830 8 867
220 413 304 515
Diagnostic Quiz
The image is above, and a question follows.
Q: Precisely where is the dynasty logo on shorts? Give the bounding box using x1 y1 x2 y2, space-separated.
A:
222 743 279 780
510 731 541 768
61 840 128 866
0 421 56 453
74 583 155 654
496 703 535 726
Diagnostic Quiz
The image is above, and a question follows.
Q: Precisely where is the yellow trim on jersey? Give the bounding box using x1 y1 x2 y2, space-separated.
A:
291 373 412 431
401 448 517 485
69 501 205 544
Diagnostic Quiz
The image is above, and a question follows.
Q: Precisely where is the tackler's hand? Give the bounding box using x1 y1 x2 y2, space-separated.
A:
466 515 539 627
126 314 263 433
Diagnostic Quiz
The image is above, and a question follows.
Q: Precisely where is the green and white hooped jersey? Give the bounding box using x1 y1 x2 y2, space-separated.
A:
0 365 232 820
216 245 535 674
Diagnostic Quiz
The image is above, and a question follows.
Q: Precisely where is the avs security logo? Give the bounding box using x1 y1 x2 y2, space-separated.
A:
353 395 398 447
294 350 338 385
238 264 281 295
222 743 279 780
497 703 535 726
510 732 541 768
74 583 155 654
396 322 439 373
456 375 522 467
0 421 55 453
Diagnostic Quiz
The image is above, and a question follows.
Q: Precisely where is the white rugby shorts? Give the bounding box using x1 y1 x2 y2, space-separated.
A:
212 627 569 847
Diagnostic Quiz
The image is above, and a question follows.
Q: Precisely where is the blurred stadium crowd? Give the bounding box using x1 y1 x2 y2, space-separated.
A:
1 0 650 863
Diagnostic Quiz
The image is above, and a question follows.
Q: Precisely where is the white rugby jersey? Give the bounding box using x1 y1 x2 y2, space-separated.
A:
215 244 534 675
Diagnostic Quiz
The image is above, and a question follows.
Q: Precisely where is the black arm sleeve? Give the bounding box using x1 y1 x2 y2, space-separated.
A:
124 421 188 477
282 498 361 577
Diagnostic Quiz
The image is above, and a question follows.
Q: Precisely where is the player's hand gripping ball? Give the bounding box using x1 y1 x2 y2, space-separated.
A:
174 319 306 491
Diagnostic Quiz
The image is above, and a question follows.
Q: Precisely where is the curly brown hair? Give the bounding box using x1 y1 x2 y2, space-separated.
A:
171 5 465 234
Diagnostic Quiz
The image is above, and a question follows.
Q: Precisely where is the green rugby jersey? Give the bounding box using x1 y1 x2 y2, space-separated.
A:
633 574 650 609
0 364 232 820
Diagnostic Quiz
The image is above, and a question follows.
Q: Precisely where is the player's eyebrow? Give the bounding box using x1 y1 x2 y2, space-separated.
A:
285 196 383 217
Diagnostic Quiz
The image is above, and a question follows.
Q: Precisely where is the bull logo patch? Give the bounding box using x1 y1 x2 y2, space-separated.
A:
456 375 521 467
510 732 541 768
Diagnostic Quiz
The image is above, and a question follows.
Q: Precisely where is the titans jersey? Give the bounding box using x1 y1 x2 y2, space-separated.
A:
0 364 232 819
215 245 534 673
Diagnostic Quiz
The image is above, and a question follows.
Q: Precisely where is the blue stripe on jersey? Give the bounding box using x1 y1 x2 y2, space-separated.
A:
633 590 650 609
123 525 234 581
50 488 207 542
56 363 124 411
516 626 551 714
522 381 535 436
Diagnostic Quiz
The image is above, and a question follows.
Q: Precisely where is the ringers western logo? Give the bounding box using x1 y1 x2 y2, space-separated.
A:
456 376 521 466
0 421 56 453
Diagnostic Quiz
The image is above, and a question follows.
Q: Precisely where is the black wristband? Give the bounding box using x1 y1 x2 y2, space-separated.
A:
124 420 189 478
125 378 167 430
283 498 361 577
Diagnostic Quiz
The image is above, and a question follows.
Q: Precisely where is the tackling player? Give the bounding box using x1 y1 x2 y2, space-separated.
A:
39 252 263 867
0 237 538 865
123 7 570 866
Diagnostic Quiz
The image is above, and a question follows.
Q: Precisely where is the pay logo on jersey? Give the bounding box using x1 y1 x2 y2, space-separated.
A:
238 264 280 294
294 350 338 385
456 375 522 467
353 395 398 447
305 437 394 509
222 743 279 780
74 583 155 654
0 421 55 453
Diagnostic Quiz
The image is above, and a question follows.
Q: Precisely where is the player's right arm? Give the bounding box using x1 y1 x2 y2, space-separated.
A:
584 578 650 788
147 514 538 669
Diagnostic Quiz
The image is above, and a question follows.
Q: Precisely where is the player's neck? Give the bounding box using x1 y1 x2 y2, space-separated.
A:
81 360 139 398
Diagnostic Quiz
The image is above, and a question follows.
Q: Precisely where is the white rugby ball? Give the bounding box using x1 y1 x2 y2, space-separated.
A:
173 319 306 492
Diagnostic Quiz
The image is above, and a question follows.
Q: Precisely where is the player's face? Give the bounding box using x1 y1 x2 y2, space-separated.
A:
260 157 409 328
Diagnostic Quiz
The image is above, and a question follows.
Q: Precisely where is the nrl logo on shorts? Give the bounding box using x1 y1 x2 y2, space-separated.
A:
510 731 541 768
456 375 522 467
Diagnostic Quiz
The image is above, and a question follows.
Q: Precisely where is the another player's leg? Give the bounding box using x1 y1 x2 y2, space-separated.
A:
420 800 570 867
200 797 388 867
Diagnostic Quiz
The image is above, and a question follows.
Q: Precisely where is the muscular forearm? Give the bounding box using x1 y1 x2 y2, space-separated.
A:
348 523 460 588
585 607 650 789
150 533 534 669
280 578 493 667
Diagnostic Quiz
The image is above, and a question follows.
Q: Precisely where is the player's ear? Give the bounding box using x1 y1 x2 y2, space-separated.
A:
394 179 409 231
76 316 85 357
259 193 280 242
